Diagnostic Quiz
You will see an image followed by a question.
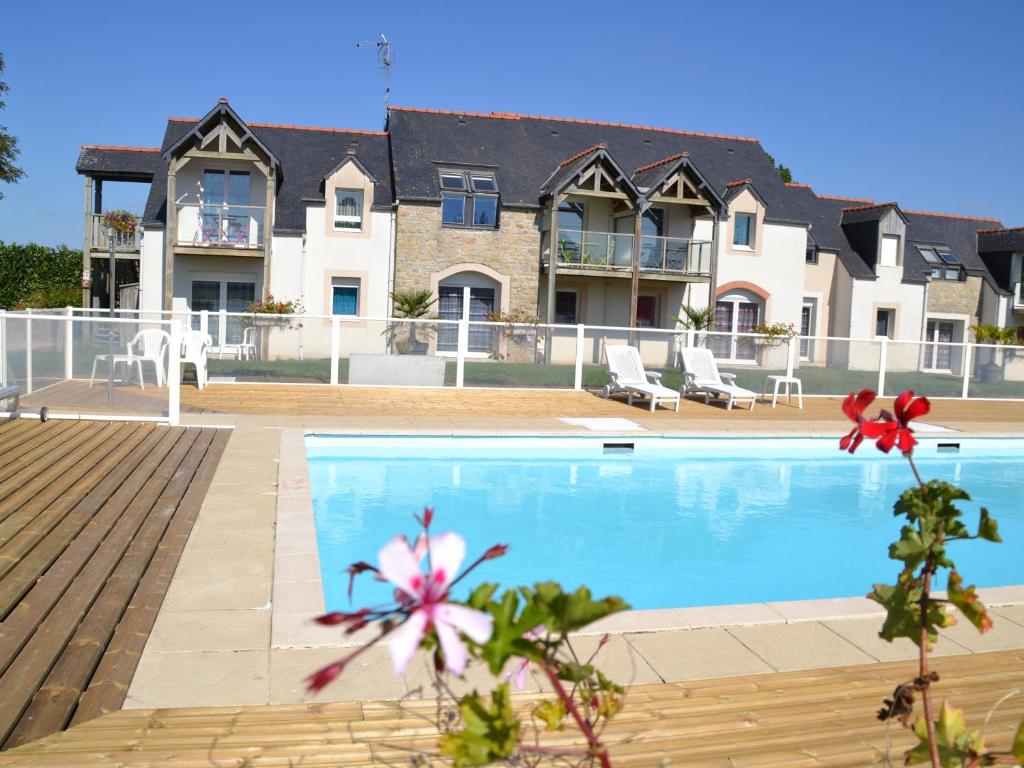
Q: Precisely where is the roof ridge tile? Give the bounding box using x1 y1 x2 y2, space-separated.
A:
841 201 899 213
817 193 875 204
166 116 386 136
633 152 688 174
725 177 753 188
81 145 160 152
387 105 760 142
977 225 1021 234
903 209 1001 223
558 143 607 167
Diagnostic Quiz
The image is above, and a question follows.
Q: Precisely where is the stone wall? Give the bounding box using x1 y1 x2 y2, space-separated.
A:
926 275 983 322
393 202 542 314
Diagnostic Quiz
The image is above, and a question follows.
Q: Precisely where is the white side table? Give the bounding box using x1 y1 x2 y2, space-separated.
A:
762 375 803 408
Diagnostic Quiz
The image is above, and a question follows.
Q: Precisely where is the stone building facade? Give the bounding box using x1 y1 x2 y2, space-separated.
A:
926 275 984 323
392 202 543 315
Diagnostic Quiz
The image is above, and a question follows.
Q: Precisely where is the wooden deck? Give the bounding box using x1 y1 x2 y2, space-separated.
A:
0 419 228 750
0 649 1020 767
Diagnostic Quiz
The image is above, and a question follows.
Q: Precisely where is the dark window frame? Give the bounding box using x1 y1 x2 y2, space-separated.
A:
439 170 500 230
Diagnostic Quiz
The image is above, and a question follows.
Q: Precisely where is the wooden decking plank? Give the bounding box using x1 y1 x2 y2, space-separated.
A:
0 421 96 483
0 429 203 746
0 424 164 616
73 428 231 724
0 421 124 536
6 430 219 747
0 420 66 465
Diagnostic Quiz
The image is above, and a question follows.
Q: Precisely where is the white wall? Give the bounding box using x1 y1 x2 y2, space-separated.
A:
715 221 808 327
139 228 165 313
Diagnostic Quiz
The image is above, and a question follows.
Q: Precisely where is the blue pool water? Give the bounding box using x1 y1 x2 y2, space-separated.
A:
306 436 1024 612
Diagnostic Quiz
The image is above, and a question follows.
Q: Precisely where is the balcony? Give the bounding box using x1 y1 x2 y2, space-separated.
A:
1015 282 1024 312
88 214 141 252
175 203 265 250
551 230 712 278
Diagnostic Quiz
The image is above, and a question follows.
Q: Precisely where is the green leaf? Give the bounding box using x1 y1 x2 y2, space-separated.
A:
946 571 993 635
889 526 930 571
528 582 629 635
531 699 566 731
438 684 520 767
869 582 952 649
1012 718 1024 764
907 700 985 767
476 589 546 676
977 508 1002 543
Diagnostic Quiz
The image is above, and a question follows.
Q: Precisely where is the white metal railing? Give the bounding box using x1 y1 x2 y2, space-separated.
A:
6 308 1024 402
553 230 712 275
90 214 141 251
0 308 181 424
175 203 264 248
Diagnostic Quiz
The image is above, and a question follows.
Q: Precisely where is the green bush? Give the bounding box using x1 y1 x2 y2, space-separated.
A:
0 241 82 309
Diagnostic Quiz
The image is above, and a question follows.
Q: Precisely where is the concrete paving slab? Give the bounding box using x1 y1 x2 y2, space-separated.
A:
126 650 269 708
726 622 875 671
270 646 405 704
626 628 774 681
147 608 271 653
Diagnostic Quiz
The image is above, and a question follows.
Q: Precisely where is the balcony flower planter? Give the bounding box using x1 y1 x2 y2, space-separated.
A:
102 210 137 236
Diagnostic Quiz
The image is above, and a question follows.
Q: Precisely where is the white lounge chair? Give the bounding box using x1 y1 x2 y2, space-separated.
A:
603 345 680 412
181 330 211 390
679 347 757 411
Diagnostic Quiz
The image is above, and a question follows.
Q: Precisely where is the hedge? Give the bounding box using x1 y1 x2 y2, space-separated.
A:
0 241 82 309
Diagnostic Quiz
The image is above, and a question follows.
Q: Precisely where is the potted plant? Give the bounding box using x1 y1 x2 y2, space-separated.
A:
102 209 137 237
389 289 438 354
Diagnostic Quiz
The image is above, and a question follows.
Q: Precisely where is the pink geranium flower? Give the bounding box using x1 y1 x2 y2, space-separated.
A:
378 532 493 675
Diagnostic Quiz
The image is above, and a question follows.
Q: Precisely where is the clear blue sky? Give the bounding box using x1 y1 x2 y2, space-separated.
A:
1 0 1022 246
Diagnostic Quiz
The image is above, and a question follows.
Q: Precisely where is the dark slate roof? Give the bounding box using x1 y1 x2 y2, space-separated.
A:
903 212 1007 290
539 144 617 196
978 226 1024 253
631 152 689 190
76 147 161 180
141 119 393 231
840 202 905 226
775 186 875 278
386 107 805 222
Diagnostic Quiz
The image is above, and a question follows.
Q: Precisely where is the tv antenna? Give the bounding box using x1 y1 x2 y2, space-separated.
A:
356 33 394 109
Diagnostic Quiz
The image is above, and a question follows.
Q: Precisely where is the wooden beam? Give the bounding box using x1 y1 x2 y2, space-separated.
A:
263 173 274 298
544 196 559 364
163 163 177 310
81 177 93 308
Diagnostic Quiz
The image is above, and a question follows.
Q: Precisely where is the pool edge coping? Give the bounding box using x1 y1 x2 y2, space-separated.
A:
274 428 1024 650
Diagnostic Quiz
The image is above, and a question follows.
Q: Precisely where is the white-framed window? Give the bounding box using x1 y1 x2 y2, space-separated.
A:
711 290 762 361
555 290 579 324
879 234 900 267
733 213 754 247
924 319 956 371
331 278 360 315
190 276 256 345
437 274 500 354
875 308 894 339
439 170 499 228
800 298 817 360
334 189 364 230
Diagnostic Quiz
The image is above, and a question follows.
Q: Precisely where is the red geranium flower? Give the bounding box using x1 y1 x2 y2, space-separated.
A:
840 389 888 453
874 390 930 455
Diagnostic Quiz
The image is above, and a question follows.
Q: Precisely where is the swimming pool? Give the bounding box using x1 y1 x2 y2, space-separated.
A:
306 436 1023 612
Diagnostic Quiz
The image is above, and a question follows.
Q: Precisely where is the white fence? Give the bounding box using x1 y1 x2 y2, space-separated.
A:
0 309 181 423
3 307 1023 422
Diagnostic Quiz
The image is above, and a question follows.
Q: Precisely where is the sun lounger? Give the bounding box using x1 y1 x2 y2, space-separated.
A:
679 347 757 411
603 345 680 412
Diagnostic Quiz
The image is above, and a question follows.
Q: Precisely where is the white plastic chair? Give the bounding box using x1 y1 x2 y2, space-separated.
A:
127 329 170 387
181 330 211 390
603 344 680 412
679 347 757 411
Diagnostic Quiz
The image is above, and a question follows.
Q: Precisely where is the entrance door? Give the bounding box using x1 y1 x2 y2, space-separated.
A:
925 320 955 371
712 293 760 361
191 279 256 344
437 283 498 353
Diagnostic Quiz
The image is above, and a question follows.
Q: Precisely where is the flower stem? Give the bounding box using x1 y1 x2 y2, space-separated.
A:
540 661 612 768
919 566 941 768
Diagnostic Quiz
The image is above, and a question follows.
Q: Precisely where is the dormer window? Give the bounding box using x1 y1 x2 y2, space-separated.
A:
334 189 363 230
439 170 499 229
918 246 962 281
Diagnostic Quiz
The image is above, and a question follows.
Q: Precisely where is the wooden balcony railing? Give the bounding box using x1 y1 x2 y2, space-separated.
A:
89 214 141 252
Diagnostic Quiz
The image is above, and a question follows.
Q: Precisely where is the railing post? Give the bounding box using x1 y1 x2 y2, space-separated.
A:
961 343 972 399
456 320 468 388
786 335 797 378
330 316 340 386
877 337 888 396
25 309 33 395
0 312 6 388
573 323 585 390
168 318 181 426
65 306 74 380
218 309 227 348
687 328 695 349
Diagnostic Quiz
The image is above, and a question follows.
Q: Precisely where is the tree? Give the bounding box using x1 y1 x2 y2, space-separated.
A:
766 153 794 185
0 52 25 200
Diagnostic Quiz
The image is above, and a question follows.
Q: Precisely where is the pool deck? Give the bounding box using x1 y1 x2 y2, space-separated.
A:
2 388 1024 764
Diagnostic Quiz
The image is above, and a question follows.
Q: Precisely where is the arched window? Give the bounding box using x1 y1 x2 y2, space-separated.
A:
712 289 763 361
437 271 502 354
